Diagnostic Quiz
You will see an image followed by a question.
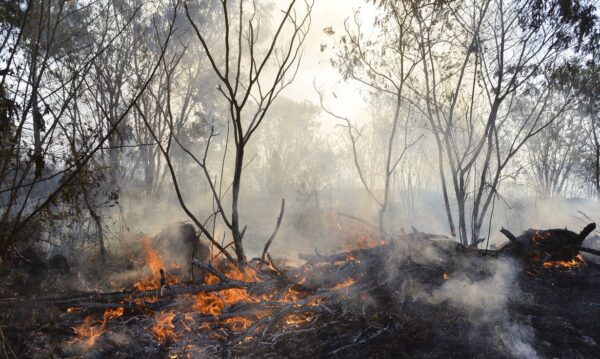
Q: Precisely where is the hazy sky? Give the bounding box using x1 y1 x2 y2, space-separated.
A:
282 0 378 131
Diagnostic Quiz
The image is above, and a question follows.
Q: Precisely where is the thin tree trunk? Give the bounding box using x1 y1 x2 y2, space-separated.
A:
592 119 600 200
31 59 43 179
231 143 246 265
83 188 106 264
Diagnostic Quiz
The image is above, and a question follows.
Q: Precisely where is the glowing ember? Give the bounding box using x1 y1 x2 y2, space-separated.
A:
332 277 357 290
532 230 550 244
282 286 305 302
224 317 253 331
543 255 585 269
284 313 312 325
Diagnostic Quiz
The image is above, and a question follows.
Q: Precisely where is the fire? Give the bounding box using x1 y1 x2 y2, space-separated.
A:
73 307 124 346
73 316 104 346
144 240 165 277
332 277 357 290
70 240 326 348
104 307 125 320
134 240 179 291
282 285 305 302
192 292 224 315
192 265 260 316
224 317 253 331
342 231 385 252
284 313 312 325
152 311 178 345
543 255 585 269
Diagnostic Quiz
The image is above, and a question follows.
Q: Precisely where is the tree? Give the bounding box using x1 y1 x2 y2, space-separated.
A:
141 0 313 265
321 6 423 235
350 0 594 246
526 90 584 198
0 0 178 259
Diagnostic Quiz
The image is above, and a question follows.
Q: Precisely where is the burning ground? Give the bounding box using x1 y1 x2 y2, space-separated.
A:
1 225 599 358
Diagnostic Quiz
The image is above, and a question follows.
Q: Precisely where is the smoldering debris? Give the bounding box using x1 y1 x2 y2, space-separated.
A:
1 226 599 358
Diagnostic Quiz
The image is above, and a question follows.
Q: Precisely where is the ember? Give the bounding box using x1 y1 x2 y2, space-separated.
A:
2 225 600 358
332 277 357 290
2 1 600 357
543 255 585 269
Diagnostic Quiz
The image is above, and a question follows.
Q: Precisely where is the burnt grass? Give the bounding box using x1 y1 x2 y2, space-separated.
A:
1 237 600 358
238 246 600 358
516 264 600 359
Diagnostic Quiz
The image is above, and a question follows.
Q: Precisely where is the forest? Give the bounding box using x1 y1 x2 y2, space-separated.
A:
1 0 600 357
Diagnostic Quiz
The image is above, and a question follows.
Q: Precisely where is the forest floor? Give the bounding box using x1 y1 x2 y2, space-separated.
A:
1 230 599 358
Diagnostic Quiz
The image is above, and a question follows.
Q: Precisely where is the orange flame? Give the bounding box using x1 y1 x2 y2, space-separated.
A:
192 265 260 316
543 255 585 269
134 240 179 291
73 307 124 346
332 277 357 290
73 316 104 346
152 311 178 345
282 286 305 302
284 313 312 326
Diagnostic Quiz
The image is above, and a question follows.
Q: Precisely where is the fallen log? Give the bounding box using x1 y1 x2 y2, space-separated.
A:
499 223 597 265
1 281 262 308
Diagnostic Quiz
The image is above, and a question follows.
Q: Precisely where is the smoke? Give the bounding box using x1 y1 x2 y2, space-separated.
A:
374 235 539 358
430 256 538 358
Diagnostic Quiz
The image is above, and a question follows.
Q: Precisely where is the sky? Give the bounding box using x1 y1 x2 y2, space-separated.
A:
280 0 379 132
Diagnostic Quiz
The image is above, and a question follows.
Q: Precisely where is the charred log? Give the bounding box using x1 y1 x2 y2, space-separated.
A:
499 223 597 265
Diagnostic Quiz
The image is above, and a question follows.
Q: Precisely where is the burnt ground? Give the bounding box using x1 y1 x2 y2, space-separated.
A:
515 264 600 358
1 237 599 359
236 252 600 358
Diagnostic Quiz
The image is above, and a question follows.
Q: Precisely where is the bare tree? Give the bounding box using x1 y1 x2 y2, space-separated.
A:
407 0 578 245
140 0 313 265
320 5 423 235
0 0 178 258
527 99 584 198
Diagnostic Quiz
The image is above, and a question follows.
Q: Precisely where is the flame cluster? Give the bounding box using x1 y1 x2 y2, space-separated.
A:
134 241 179 291
73 307 125 346
152 311 178 345
192 265 260 316
71 240 339 348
